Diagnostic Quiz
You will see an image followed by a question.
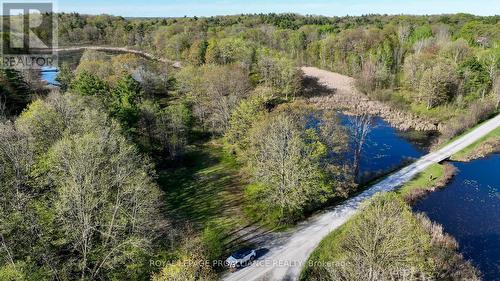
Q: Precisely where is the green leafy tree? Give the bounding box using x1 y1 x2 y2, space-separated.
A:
110 74 143 133
156 103 191 159
256 48 302 99
137 100 191 158
0 92 166 280
459 58 491 99
47 128 163 280
55 62 75 92
224 92 267 156
477 47 500 82
409 25 433 45
307 194 434 280
187 39 208 65
0 69 32 117
419 60 459 109
205 38 254 69
70 71 109 97
205 38 220 64
15 98 65 154
245 107 330 224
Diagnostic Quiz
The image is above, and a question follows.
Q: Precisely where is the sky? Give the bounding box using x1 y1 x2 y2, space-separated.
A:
56 0 500 17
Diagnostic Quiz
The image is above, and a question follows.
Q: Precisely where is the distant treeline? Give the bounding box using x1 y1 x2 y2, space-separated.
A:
55 13 499 121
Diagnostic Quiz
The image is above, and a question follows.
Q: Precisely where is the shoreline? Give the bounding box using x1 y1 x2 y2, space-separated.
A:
401 162 457 205
302 66 439 132
401 151 500 280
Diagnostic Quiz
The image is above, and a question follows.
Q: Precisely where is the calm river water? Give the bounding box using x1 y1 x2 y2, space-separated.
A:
40 64 499 279
414 154 500 280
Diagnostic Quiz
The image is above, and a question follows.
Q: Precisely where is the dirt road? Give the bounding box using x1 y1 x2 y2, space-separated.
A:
223 111 500 281
51 46 182 68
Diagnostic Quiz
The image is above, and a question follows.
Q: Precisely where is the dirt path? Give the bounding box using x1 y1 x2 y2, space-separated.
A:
302 66 438 131
52 46 182 68
223 113 500 281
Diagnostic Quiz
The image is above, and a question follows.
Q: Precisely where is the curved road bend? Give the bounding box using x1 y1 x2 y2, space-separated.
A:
224 114 500 280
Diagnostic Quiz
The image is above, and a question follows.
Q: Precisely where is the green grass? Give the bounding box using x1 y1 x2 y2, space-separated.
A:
435 118 488 149
158 141 247 230
375 90 464 123
451 127 500 161
397 163 445 198
300 163 448 280
299 220 353 281
434 114 499 151
409 102 463 123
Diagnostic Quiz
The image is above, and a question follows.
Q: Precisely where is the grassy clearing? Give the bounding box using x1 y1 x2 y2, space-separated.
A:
451 127 500 161
158 140 248 230
409 102 463 123
397 163 445 198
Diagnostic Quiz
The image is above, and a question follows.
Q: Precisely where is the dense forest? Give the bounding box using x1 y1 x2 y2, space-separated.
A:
1 12 499 280
55 12 500 135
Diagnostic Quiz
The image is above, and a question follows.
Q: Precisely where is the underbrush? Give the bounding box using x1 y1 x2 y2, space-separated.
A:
451 127 500 161
368 89 498 142
159 140 248 231
300 192 480 281
437 100 497 144
368 89 462 123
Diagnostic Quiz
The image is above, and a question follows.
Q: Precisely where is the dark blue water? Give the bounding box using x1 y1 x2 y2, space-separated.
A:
339 114 425 182
40 67 59 86
414 154 500 281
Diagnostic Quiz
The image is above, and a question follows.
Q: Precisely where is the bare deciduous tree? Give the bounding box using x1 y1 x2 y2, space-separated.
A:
0 121 33 194
395 24 410 71
181 64 251 134
50 121 164 279
347 113 374 181
441 38 471 63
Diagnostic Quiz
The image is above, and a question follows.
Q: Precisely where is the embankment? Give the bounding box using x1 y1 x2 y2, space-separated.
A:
302 66 439 132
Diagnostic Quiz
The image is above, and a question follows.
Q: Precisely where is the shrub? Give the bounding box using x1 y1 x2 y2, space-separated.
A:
356 59 390 93
304 193 434 280
152 235 217 281
416 214 480 280
202 221 229 262
439 99 496 143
